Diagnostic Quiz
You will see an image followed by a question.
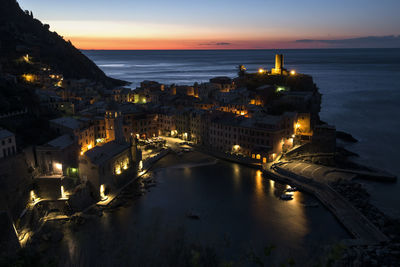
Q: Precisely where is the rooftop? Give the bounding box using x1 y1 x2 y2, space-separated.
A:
85 141 130 165
47 134 74 149
50 117 80 130
0 129 14 140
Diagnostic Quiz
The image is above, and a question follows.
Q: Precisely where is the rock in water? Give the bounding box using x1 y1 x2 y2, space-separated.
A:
336 131 358 143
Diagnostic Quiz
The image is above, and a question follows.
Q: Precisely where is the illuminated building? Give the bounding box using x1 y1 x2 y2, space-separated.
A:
208 112 296 163
34 134 77 176
78 140 137 199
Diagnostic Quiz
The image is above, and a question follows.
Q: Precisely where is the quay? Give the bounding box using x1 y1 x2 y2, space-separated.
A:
264 161 389 245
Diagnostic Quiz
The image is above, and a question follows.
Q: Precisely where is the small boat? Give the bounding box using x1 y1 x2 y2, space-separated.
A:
280 193 293 200
285 186 298 192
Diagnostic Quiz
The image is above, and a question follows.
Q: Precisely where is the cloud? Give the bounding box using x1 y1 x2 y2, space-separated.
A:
199 42 232 46
295 35 400 48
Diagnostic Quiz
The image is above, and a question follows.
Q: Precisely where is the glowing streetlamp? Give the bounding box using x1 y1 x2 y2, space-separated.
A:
290 70 296 75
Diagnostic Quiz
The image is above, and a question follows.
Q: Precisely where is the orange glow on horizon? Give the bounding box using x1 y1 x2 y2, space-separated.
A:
66 36 324 50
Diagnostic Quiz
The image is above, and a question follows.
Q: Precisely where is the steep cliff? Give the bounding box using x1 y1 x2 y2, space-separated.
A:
0 0 128 87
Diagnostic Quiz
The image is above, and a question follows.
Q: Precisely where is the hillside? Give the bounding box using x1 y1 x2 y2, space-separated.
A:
0 0 128 87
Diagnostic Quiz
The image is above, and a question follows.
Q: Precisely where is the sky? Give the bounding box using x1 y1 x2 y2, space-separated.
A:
18 0 400 50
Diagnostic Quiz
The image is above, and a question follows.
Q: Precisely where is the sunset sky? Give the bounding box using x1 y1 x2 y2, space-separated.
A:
18 0 400 50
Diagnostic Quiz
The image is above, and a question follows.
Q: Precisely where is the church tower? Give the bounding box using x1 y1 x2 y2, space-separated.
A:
105 104 125 143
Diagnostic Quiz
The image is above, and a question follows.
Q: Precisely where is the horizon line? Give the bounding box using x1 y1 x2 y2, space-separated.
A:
80 47 400 51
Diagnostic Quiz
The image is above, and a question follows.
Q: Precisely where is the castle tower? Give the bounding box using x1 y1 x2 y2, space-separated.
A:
275 54 283 72
271 54 284 75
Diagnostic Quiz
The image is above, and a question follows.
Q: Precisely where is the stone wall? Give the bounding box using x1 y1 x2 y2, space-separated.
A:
0 153 32 220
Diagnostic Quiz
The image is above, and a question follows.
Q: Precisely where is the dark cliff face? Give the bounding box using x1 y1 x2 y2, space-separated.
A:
0 0 128 87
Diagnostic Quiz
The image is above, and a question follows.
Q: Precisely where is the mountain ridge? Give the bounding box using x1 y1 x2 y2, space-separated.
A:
0 0 129 87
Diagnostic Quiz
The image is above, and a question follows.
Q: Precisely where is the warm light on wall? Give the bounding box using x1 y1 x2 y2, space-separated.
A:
87 144 93 150
22 74 35 83
22 54 30 63
100 184 107 201
139 160 143 171
123 159 129 170
30 190 37 203
61 186 67 198
96 138 105 144
115 166 121 175
55 163 63 171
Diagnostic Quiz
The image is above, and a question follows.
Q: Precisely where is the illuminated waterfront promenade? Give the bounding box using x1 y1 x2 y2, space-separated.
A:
264 162 388 244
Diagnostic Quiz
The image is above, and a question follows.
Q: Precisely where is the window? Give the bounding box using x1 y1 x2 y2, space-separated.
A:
8 138 11 143
1 140 4 145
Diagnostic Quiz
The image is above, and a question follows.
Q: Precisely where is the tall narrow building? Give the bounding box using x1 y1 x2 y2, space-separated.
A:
271 54 286 75
105 103 125 143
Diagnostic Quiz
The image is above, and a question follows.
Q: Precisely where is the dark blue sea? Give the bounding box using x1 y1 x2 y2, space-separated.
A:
83 48 400 215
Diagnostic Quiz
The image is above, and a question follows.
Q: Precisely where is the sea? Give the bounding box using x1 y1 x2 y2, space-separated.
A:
83 49 400 217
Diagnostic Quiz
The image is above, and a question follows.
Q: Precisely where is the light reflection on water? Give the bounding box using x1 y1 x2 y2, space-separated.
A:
85 49 400 215
59 158 349 265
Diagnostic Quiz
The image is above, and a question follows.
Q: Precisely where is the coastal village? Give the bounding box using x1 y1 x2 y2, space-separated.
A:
0 1 400 265
1 51 398 264
3 53 325 206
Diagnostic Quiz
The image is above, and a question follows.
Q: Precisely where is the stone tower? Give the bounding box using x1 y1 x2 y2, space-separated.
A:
105 103 125 143
275 54 283 72
271 54 284 75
